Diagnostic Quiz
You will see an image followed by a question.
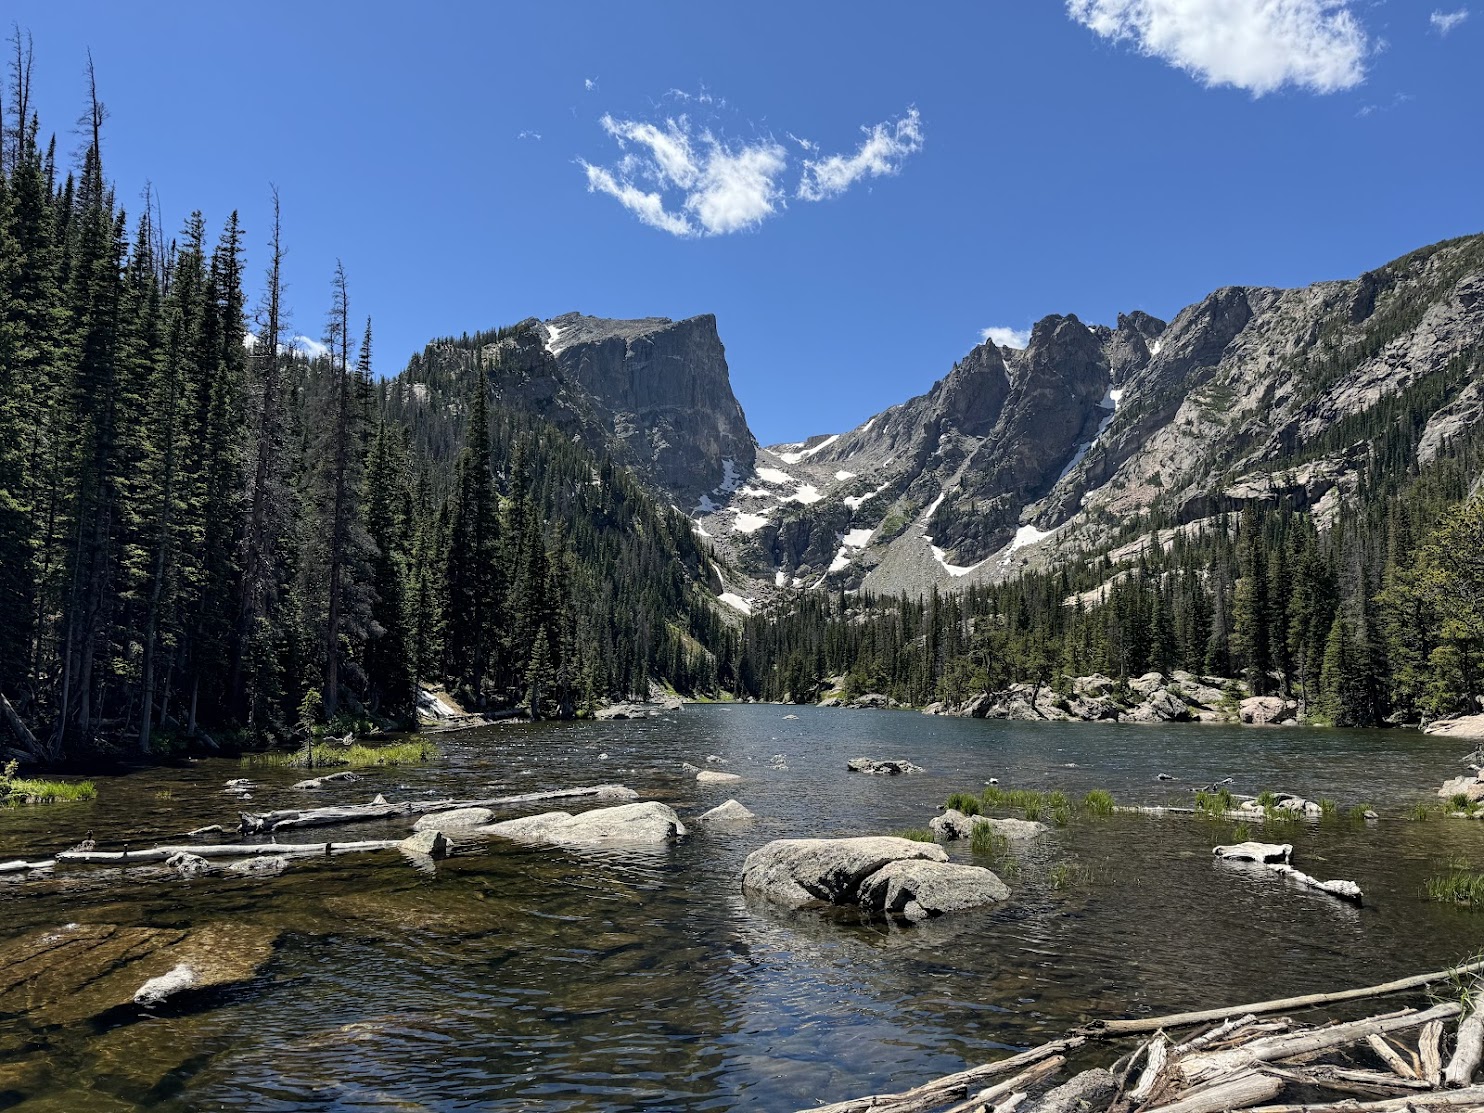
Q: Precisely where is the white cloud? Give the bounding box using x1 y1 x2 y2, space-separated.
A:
797 108 924 201
1431 8 1469 34
580 114 787 237
517 130 542 141
584 77 598 91
1066 0 1371 95
292 335 329 359
981 326 1030 349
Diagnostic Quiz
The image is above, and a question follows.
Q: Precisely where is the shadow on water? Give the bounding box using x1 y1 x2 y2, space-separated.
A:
3 705 1484 1110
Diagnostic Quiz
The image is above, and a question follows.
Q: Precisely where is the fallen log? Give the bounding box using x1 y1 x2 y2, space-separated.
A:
1178 1002 1462 1085
1170 1015 1261 1056
1241 1082 1484 1111
938 1056 1065 1113
57 839 401 863
1143 1069 1283 1113
1421 1019 1445 1085
1268 863 1362 903
0 691 44 762
1444 996 1484 1087
0 859 55 874
1128 1033 1169 1104
1086 962 1484 1036
239 784 637 834
1366 1034 1419 1079
796 1037 1086 1113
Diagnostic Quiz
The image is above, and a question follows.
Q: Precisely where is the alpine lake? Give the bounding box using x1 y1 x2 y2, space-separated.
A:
1 704 1480 1111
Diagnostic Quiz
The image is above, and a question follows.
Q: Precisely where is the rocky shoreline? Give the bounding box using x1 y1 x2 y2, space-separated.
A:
828 671 1301 726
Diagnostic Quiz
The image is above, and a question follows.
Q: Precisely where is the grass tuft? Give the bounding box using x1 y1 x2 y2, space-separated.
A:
1083 789 1116 817
1427 863 1484 909
242 739 435 769
945 792 982 817
970 823 1009 858
892 828 937 843
3 778 98 804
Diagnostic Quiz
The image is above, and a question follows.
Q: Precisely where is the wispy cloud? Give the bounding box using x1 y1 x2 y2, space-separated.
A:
981 326 1030 350
517 130 542 141
797 108 924 202
1431 8 1469 34
1066 0 1371 95
580 103 925 237
584 77 598 92
580 115 786 237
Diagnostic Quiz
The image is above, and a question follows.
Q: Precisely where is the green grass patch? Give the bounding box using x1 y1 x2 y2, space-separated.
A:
892 828 937 843
1256 790 1279 808
1195 788 1236 819
1449 793 1480 817
1021 799 1044 821
1427 864 1484 909
1051 805 1071 828
1049 861 1086 891
242 739 436 769
1410 802 1439 822
3 778 98 804
970 823 1008 857
945 792 982 816
1232 822 1253 842
1083 789 1116 817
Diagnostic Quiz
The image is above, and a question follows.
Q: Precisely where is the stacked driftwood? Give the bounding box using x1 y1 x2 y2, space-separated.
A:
802 965 1484 1113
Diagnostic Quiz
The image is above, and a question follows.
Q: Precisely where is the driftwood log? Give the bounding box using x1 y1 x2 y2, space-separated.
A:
238 784 636 834
0 858 55 874
1086 961 1484 1036
57 839 402 863
798 1036 1085 1113
1443 997 1484 1087
0 691 44 762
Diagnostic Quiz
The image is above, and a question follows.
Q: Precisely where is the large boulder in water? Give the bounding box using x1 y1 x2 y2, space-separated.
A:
478 801 686 846
697 799 756 827
413 807 494 831
846 758 923 775
742 837 947 908
930 809 1049 841
857 859 1009 921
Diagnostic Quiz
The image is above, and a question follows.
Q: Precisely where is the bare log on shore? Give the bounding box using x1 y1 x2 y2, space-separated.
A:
1085 961 1484 1036
796 1036 1085 1113
0 858 56 874
57 839 402 863
238 784 638 834
1242 1084 1484 1111
1421 1019 1445 1085
1443 995 1484 1087
1176 1003 1462 1085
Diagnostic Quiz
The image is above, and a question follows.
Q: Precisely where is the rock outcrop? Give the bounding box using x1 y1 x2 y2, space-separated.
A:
740 836 1009 922
479 801 686 846
696 799 756 827
847 758 923 775
925 672 1235 724
930 809 1049 841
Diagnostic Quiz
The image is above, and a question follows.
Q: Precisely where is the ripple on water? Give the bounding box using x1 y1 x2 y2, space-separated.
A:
0 706 1477 1111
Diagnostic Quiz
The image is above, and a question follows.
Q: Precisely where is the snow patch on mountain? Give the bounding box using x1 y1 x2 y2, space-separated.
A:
777 434 839 465
718 592 752 615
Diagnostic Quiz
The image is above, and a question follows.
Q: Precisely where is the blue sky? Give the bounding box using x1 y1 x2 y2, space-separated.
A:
7 1 1481 443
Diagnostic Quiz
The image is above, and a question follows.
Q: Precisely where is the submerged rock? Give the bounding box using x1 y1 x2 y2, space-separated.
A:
294 771 362 790
226 855 289 875
164 851 214 877
0 922 280 1024
697 799 756 827
479 801 686 846
930 809 1049 841
697 770 742 784
846 758 923 775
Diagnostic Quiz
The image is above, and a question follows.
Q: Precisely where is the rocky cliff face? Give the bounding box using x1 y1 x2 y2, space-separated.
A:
479 313 756 499
687 233 1484 605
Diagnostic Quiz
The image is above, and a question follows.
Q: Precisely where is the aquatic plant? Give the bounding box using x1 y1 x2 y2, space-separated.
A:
1427 864 1484 909
153 789 174 800
1047 790 1070 810
242 739 435 769
1083 789 1116 817
1049 861 1085 891
970 824 1008 858
3 778 98 804
1256 790 1279 808
1318 798 1340 822
1021 799 1044 822
1347 803 1374 823
945 792 982 816
1051 805 1071 828
1410 802 1438 821
892 828 937 843
1449 793 1479 817
1195 788 1236 819
1232 822 1252 842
